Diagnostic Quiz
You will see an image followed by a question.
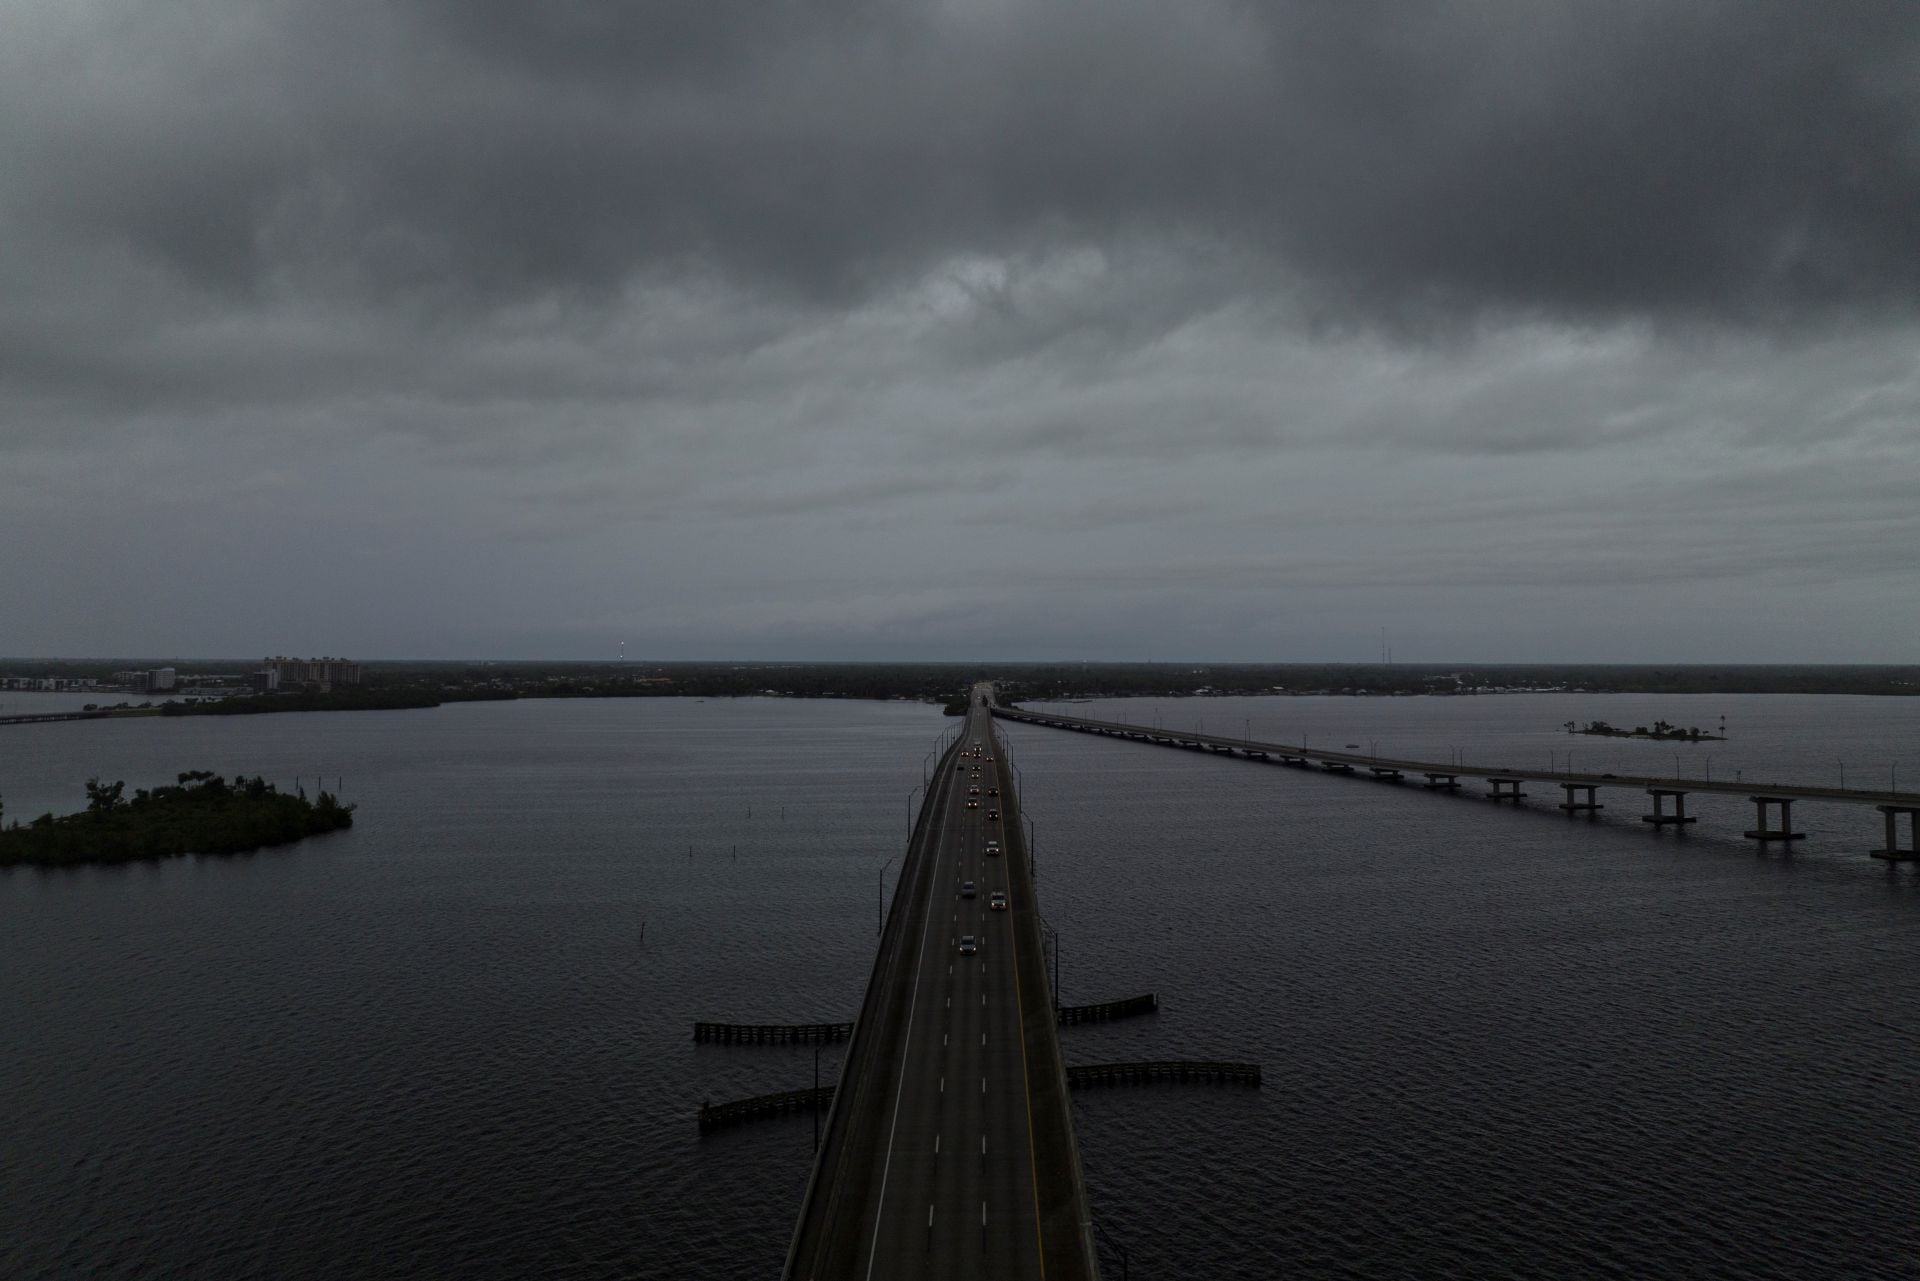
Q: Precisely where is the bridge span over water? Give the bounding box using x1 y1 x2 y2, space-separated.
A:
784 691 1099 1280
992 704 1920 861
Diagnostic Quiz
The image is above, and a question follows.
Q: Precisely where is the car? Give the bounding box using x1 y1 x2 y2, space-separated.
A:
985 810 999 821
959 934 977 955
968 786 980 795
986 787 999 797
985 839 1000 855
966 800 979 809
989 891 1008 911
961 881 976 899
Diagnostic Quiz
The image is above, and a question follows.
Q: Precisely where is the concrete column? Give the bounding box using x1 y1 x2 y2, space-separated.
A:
1423 772 1461 791
1871 805 1920 861
1744 795 1806 842
1559 783 1603 813
1642 788 1696 826
1487 777 1527 802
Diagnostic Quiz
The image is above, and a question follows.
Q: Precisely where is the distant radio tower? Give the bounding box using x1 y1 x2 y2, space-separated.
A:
619 641 626 662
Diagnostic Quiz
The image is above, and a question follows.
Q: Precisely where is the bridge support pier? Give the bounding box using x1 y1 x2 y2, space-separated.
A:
1558 783 1603 814
1369 767 1404 783
1870 805 1920 861
1642 788 1697 826
1422 772 1460 791
1745 795 1806 843
1320 760 1355 774
1486 777 1527 803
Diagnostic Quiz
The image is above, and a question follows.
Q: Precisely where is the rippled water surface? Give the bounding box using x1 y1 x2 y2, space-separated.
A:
4 693 1918 1278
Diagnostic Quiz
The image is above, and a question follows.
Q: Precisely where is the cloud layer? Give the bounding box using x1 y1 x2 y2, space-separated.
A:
3 1 1917 660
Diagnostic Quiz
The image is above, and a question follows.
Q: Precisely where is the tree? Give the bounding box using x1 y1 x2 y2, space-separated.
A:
84 777 125 813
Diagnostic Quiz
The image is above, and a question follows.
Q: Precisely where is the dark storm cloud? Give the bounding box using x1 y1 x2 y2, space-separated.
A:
9 1 1916 325
4 1 1918 663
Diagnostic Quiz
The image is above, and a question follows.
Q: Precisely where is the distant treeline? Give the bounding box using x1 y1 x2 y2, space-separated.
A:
160 687 513 716
0 771 354 868
6 659 1919 711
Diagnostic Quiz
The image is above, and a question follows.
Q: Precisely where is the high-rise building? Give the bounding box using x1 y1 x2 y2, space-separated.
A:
262 657 363 692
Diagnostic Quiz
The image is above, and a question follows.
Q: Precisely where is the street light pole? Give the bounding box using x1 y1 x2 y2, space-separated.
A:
907 782 921 841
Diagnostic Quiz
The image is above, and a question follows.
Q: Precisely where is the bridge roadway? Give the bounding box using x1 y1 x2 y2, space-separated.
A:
785 695 1098 1281
993 705 1920 809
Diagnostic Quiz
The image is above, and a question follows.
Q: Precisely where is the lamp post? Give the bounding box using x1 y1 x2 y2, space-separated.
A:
907 782 921 841
877 856 896 937
1023 812 1036 881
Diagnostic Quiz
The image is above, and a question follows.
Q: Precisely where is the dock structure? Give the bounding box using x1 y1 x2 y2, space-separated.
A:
703 1053 1256 1135
1056 993 1158 1026
694 1021 852 1045
992 703 1920 860
701 1086 836 1134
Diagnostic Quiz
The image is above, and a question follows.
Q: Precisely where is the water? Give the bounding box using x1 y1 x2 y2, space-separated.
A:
4 694 1918 1278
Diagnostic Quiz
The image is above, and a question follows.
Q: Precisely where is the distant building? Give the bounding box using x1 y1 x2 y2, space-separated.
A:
152 667 175 691
262 656 363 693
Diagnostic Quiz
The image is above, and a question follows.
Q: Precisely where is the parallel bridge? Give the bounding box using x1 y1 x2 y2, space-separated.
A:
993 704 1920 860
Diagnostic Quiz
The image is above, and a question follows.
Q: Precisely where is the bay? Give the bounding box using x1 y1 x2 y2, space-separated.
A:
4 692 1918 1278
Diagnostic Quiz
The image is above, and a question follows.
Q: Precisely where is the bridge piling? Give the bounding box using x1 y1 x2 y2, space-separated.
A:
1745 795 1806 843
1422 772 1461 791
1559 783 1603 814
1871 806 1920 861
1486 777 1527 803
1642 788 1697 826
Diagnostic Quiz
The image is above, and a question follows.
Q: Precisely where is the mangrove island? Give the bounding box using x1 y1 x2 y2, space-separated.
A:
0 771 354 868
1567 719 1724 742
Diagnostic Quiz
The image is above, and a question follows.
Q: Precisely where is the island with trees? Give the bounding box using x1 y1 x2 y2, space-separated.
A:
1566 719 1724 741
0 771 354 868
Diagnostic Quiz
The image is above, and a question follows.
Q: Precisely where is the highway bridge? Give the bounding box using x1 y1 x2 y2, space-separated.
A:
784 690 1099 1280
991 704 1920 860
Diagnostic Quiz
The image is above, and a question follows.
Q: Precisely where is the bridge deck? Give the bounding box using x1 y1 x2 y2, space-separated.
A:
785 696 1097 1280
994 706 1920 808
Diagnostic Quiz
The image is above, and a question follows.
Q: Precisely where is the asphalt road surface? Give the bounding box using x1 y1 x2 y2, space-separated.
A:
786 697 1094 1280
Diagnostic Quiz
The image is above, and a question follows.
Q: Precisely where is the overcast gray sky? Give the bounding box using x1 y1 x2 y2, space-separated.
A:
3 1 1917 662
